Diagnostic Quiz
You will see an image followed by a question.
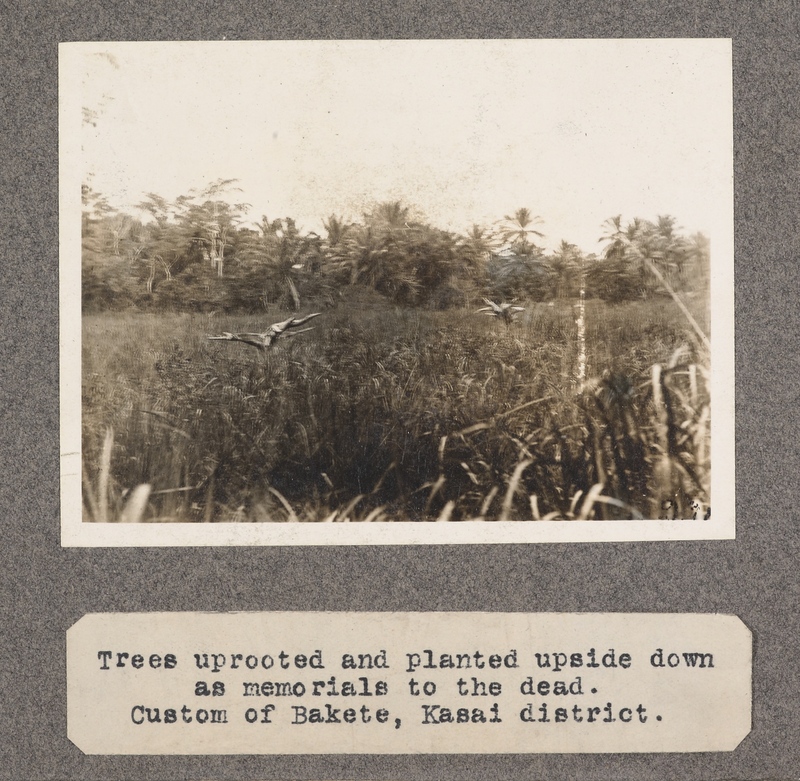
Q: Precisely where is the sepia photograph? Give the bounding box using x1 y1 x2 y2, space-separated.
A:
60 39 734 545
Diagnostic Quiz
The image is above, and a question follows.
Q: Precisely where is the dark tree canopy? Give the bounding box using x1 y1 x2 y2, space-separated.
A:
81 185 709 313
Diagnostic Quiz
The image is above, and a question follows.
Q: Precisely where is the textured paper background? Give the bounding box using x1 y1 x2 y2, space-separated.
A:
2 0 799 779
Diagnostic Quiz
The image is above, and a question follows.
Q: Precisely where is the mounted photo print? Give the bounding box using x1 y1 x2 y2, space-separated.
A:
59 39 734 545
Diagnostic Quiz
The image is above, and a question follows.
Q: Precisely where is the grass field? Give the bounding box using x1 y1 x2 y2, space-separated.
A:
81 297 710 522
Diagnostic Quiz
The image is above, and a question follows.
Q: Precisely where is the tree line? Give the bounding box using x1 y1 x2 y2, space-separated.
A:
81 179 710 313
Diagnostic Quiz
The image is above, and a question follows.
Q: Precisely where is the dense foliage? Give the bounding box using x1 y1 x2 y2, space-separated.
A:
81 180 712 522
81 181 710 313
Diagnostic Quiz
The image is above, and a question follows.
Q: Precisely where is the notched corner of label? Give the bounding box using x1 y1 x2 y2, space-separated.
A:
708 614 754 656
66 613 106 634
66 724 91 756
724 613 754 642
723 712 753 753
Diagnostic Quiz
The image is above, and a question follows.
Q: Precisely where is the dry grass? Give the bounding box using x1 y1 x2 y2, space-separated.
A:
82 298 710 522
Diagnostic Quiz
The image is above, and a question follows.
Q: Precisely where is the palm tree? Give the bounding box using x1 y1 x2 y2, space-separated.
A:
685 231 711 290
624 216 689 295
599 214 629 260
461 224 497 262
655 214 677 242
549 240 581 299
498 208 545 254
322 214 353 248
250 216 315 307
624 217 644 246
365 201 412 233
593 215 645 301
652 215 689 280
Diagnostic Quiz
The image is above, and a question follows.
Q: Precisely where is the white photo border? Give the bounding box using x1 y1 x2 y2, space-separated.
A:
60 39 735 546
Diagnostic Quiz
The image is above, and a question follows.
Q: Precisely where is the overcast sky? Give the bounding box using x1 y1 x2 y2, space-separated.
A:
67 39 732 253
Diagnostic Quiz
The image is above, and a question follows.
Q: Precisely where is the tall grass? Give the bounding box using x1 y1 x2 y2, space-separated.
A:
82 298 710 522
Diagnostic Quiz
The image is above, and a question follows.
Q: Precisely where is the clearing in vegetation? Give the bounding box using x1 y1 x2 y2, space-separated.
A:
82 298 709 523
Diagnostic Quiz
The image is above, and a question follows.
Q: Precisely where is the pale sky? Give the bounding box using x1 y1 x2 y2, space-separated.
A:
67 39 732 254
